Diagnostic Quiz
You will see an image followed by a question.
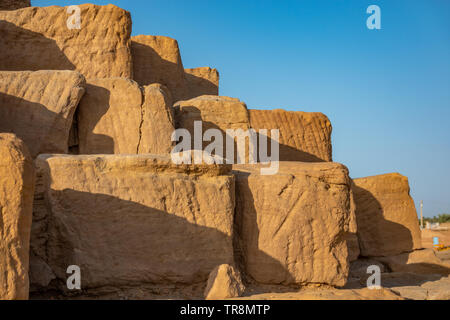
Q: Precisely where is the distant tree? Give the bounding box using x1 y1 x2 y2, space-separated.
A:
422 214 450 224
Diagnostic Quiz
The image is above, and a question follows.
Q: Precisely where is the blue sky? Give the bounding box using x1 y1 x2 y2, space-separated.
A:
34 0 450 217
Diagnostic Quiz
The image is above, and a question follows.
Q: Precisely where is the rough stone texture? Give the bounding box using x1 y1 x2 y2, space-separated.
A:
0 4 132 79
352 173 422 257
139 84 175 155
30 154 235 290
0 134 35 300
131 35 219 102
233 162 353 286
76 79 175 155
185 67 219 98
204 264 245 300
346 191 360 262
379 272 450 300
175 95 249 132
375 249 450 275
0 0 30 10
77 78 143 154
248 109 332 162
132 35 188 102
174 96 250 162
0 70 85 158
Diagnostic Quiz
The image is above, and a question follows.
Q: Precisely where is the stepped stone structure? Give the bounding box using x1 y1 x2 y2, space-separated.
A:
30 154 235 290
0 134 34 300
76 79 175 155
353 173 422 257
132 35 219 102
233 162 354 286
0 0 30 10
0 1 442 300
0 70 85 158
248 109 332 162
0 4 132 79
185 67 219 98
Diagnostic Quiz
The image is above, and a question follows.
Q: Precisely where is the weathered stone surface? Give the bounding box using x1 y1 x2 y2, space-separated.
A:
0 0 30 10
132 35 188 102
131 36 219 101
175 96 249 132
248 109 332 162
0 4 132 79
233 162 353 286
138 84 175 155
375 249 450 275
0 70 85 158
204 264 245 300
174 96 250 163
77 78 142 154
76 79 175 155
185 67 219 98
0 133 34 300
30 154 235 290
353 173 422 257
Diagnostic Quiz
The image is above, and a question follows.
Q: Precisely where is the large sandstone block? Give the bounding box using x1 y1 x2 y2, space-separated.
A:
139 84 175 155
0 70 85 158
30 155 235 290
0 134 34 300
132 35 188 102
0 4 132 79
233 162 353 286
131 35 219 101
174 95 249 132
185 67 219 98
353 173 422 257
0 0 30 10
76 79 175 155
248 109 332 162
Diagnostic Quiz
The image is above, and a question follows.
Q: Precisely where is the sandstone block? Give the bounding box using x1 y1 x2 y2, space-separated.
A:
353 173 422 257
0 133 34 300
233 162 353 286
0 0 30 10
0 4 132 79
132 35 188 102
0 70 85 158
30 154 235 290
248 109 332 162
185 67 219 98
76 79 175 155
139 84 175 155
204 264 245 300
77 78 142 154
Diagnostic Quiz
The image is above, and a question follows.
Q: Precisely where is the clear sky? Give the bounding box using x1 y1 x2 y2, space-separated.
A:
34 0 450 217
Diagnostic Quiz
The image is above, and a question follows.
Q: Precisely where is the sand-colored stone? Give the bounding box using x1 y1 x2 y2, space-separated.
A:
0 70 85 158
204 264 245 300
0 0 30 10
76 79 175 155
0 133 34 300
375 249 450 275
233 162 354 286
248 109 332 162
0 4 132 79
352 173 422 257
131 35 220 101
30 154 235 290
132 35 188 102
175 96 249 132
77 78 143 154
185 67 219 98
138 84 175 155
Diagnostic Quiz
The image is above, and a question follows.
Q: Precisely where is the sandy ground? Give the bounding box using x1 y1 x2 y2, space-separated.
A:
421 222 450 264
